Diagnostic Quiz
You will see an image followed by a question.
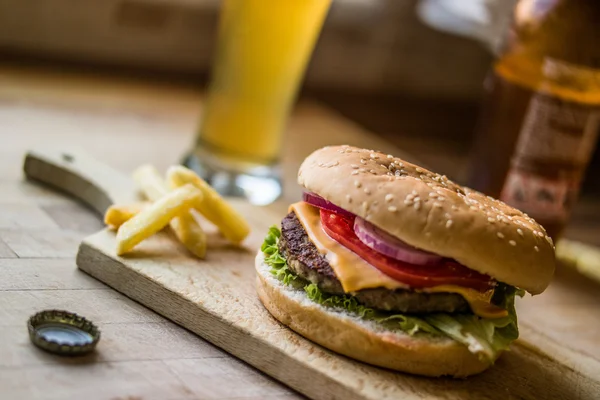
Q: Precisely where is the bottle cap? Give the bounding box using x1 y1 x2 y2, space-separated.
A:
27 310 100 356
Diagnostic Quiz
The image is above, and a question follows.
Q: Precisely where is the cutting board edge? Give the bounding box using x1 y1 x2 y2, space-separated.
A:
75 238 382 400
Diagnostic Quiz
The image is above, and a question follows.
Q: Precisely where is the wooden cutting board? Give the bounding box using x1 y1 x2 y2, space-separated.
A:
24 148 600 400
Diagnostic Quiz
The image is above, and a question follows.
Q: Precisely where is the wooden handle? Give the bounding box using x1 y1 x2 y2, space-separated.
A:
23 147 138 215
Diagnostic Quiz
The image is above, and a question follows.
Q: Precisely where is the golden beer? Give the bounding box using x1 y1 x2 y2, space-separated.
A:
189 0 331 201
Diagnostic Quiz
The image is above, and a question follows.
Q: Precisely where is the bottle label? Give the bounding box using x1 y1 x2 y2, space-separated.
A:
514 92 600 163
501 170 571 221
500 91 600 220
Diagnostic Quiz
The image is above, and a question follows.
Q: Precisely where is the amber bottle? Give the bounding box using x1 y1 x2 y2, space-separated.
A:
467 0 600 240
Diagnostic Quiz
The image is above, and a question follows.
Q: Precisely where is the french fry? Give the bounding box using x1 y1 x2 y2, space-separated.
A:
167 165 250 244
133 165 170 201
104 202 148 229
133 164 207 259
116 184 202 255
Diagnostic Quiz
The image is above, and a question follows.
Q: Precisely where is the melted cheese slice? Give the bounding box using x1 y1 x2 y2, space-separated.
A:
290 202 508 319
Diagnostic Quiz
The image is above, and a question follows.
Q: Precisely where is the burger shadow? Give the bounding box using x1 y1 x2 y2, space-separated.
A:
380 343 597 400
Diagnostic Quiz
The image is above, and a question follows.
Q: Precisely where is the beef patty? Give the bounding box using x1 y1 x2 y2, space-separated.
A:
279 211 469 314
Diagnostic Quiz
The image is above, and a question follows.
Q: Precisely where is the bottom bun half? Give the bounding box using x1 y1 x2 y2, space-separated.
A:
255 251 491 378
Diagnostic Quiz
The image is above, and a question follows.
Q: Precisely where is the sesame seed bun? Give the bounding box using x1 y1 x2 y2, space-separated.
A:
255 252 491 377
298 145 555 295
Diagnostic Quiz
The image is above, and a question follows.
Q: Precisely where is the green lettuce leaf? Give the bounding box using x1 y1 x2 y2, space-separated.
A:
261 226 297 285
423 283 523 362
261 226 521 363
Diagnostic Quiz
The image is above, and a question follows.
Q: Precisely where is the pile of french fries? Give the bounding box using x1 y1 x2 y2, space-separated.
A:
104 165 251 258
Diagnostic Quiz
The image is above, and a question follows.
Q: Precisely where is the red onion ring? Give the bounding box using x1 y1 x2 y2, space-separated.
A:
303 192 355 219
353 217 443 265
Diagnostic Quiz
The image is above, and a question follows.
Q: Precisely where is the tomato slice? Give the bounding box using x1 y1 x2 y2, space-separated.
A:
319 209 494 292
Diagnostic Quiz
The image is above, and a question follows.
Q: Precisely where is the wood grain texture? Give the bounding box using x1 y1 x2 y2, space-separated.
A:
77 232 600 400
2 65 599 400
25 143 600 400
0 238 17 258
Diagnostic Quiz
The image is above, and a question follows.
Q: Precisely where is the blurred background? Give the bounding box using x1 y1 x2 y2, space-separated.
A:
1 0 598 218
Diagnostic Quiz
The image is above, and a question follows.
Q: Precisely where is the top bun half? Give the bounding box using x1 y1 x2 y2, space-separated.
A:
298 145 555 294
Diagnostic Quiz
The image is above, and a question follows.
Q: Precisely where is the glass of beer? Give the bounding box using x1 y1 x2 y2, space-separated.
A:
184 0 332 205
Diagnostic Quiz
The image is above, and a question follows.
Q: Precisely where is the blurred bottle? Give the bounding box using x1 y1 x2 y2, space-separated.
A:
466 0 600 240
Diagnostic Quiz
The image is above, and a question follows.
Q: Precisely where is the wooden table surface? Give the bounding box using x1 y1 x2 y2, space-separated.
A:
1 65 599 400
0 65 427 400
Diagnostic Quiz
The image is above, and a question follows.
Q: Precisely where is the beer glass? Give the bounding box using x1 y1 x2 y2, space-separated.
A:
185 0 332 205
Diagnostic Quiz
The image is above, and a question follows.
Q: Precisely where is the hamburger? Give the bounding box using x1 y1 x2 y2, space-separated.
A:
255 145 555 377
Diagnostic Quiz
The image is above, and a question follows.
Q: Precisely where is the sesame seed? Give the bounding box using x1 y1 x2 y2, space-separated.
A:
509 240 516 246
488 217 495 223
517 228 523 236
397 162 404 168
354 180 362 188
370 153 378 159
395 170 402 176
388 206 397 212
416 167 423 173
433 202 442 208
370 169 376 174
429 192 436 198
362 201 369 210
351 164 359 169
414 202 421 210
444 213 451 219
537 231 544 237
364 188 371 195
351 171 359 175
451 205 459 211
534 246 540 252
404 200 413 205
360 159 367 164
446 220 453 228
346 195 352 203
420 174 427 180
387 154 394 159
497 232 505 239
470 206 477 211
385 194 394 203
